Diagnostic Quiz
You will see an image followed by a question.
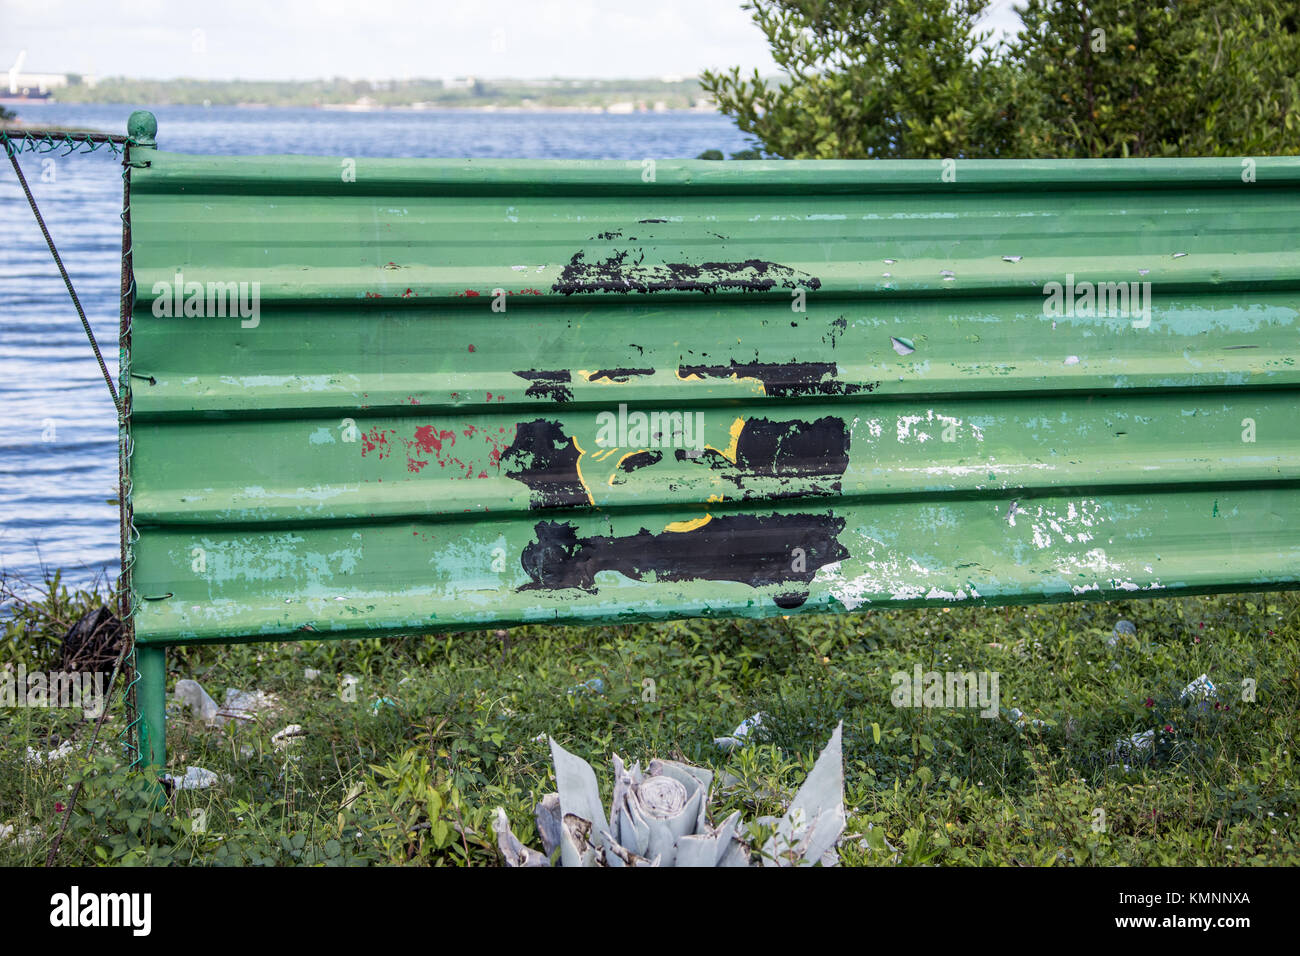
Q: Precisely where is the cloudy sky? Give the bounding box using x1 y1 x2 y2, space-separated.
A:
2 0 1023 81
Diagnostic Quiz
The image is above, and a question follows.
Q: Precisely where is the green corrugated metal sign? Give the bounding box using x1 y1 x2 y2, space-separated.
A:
125 133 1300 662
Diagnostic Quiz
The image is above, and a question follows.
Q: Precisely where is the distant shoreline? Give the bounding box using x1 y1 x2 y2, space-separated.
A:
34 76 727 115
12 101 724 116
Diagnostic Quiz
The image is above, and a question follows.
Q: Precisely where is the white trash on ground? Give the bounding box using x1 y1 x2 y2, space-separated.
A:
1107 619 1137 647
1108 728 1156 769
714 712 765 751
1180 673 1217 706
163 766 220 790
272 724 306 751
0 823 43 847
174 678 278 728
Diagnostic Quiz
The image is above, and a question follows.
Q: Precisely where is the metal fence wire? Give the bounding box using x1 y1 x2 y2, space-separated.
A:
2 124 144 771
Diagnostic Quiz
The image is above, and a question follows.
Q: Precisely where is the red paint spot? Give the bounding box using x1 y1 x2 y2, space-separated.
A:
413 425 456 454
486 392 493 402
478 471 488 479
468 344 476 352
402 288 414 298
461 289 480 297
518 288 543 295
365 292 382 299
360 427 395 458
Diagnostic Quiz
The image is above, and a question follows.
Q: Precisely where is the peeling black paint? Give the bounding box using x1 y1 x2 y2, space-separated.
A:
551 249 822 296
825 314 848 349
675 416 849 492
519 513 847 607
588 367 654 383
514 370 574 403
501 419 587 509
618 450 663 473
678 359 878 398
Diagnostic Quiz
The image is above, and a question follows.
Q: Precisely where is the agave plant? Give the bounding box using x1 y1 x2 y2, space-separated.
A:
494 723 844 867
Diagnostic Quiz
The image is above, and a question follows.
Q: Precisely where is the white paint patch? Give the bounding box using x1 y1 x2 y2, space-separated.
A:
815 541 977 610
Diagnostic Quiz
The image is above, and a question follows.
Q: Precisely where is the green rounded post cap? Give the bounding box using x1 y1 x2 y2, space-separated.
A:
128 110 157 146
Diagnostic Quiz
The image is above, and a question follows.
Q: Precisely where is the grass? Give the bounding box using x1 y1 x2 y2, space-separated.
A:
2 574 1297 866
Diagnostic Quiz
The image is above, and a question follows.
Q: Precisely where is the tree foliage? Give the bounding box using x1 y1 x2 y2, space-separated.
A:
702 0 1300 158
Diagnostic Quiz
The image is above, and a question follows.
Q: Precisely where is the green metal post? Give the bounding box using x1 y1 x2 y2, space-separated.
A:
135 644 166 772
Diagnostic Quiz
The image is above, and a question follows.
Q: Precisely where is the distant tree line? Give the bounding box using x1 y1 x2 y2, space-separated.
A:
47 76 715 111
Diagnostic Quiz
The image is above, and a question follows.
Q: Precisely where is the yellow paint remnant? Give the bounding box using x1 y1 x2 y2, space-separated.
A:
704 417 746 464
664 514 713 533
607 449 649 485
578 369 634 385
571 437 595 506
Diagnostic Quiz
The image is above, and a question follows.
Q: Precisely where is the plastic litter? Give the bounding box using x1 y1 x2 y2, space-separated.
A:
567 678 606 696
1006 708 1048 730
1108 728 1156 767
1180 673 1217 708
0 823 43 848
1108 619 1137 647
163 766 219 790
174 678 277 728
714 712 765 751
272 724 306 750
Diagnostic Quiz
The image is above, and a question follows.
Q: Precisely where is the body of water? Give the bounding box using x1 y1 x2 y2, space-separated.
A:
0 102 753 593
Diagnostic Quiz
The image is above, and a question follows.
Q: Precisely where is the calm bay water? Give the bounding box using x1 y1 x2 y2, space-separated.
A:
0 103 753 593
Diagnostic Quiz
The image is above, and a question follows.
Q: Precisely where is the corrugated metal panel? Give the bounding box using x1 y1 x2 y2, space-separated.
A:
127 152 1300 646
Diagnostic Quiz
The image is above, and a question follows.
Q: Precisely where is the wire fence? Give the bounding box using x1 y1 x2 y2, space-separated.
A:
3 123 143 775
1 128 128 158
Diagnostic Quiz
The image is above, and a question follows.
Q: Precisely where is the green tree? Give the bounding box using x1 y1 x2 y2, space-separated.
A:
701 0 1021 158
1010 0 1300 156
704 0 1300 158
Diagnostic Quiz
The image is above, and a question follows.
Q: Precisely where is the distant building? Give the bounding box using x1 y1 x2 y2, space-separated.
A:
6 51 96 97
